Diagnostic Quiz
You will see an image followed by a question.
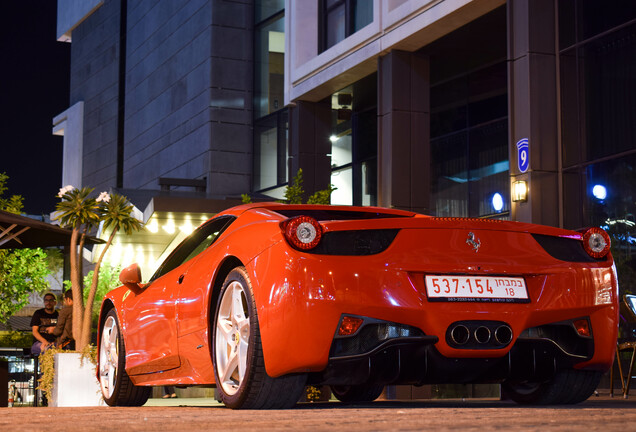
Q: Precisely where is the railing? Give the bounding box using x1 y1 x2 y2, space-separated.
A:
1 348 42 407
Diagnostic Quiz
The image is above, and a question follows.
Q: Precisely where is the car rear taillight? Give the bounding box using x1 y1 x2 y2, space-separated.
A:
281 215 323 250
582 227 611 259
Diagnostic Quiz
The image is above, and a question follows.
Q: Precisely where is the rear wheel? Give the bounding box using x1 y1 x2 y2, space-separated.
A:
212 267 306 409
331 383 384 403
503 369 601 405
99 309 151 406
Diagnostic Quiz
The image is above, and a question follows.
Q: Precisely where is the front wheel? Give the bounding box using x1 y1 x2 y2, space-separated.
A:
99 309 151 406
212 267 306 409
331 383 384 403
503 369 601 405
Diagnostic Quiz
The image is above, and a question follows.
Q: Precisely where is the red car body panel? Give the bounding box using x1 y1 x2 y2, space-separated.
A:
98 203 618 388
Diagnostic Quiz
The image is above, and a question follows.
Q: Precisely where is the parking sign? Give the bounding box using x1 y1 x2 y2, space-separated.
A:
517 138 529 173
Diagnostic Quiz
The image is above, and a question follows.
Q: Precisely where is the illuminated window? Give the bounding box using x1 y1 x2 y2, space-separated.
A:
329 74 377 206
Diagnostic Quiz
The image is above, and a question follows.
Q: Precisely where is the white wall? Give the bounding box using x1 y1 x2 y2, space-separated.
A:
285 0 505 104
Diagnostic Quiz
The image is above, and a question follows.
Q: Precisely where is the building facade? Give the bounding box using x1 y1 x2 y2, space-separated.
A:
55 1 636 284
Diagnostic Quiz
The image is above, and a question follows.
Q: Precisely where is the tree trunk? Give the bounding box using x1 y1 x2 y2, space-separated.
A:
78 226 88 291
80 228 118 351
75 230 91 349
69 228 86 350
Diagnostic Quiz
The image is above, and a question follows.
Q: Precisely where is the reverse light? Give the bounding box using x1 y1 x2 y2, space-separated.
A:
338 316 364 336
573 319 591 337
582 227 611 259
281 216 323 250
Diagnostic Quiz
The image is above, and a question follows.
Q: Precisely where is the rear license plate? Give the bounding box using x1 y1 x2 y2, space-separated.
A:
425 275 529 303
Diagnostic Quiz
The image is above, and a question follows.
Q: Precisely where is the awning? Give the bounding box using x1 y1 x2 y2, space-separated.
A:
0 315 32 332
0 209 103 249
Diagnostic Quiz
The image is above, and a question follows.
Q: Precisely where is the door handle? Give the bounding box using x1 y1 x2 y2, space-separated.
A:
178 274 185 284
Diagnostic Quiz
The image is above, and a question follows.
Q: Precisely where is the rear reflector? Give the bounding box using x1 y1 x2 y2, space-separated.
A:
573 319 591 337
338 316 364 336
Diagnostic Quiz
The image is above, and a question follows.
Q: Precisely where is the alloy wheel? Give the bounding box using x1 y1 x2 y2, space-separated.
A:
215 280 250 395
99 315 119 399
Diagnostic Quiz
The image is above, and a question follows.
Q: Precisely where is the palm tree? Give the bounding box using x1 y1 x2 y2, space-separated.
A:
55 187 144 350
80 192 143 348
55 187 100 349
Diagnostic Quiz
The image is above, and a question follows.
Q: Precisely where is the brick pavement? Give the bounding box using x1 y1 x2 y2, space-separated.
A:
1 392 636 431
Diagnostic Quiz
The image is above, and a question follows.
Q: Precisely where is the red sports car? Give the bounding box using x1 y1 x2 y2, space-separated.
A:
97 203 618 408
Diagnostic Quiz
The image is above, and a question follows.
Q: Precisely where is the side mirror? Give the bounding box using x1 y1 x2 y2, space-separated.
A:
119 263 143 290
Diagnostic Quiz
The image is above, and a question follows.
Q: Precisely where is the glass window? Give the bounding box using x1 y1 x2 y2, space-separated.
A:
255 15 285 118
426 7 508 219
431 132 469 217
329 74 377 206
331 166 353 205
558 0 576 50
326 4 346 49
322 0 373 52
578 0 636 42
150 216 235 282
255 0 284 22
253 7 288 195
560 22 636 168
255 122 278 190
360 160 377 206
353 0 373 32
560 0 636 50
254 111 288 191
467 120 510 217
583 24 636 162
558 7 636 312
430 68 508 218
331 133 352 167
431 121 509 218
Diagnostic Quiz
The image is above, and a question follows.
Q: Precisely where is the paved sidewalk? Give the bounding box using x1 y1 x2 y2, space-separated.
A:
2 392 636 431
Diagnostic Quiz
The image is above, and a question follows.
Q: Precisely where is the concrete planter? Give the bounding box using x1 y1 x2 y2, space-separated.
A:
51 352 104 407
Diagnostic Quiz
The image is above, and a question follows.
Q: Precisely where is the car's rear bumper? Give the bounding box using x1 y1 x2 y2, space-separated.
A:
309 328 595 386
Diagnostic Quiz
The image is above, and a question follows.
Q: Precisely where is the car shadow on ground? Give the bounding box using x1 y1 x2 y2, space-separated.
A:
292 395 636 410
147 393 636 410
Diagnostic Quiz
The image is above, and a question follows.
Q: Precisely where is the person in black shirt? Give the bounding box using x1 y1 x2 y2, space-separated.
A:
30 292 59 355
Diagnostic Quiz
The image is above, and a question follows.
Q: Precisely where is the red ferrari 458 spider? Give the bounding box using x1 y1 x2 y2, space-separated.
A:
97 203 618 408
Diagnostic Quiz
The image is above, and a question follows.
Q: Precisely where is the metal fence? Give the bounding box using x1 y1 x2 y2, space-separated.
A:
1 348 41 407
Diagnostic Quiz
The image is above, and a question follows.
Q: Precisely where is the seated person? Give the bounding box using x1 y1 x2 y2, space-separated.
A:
48 289 74 349
30 293 59 355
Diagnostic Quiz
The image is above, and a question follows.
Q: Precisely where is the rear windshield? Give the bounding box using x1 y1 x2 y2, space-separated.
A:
273 209 412 221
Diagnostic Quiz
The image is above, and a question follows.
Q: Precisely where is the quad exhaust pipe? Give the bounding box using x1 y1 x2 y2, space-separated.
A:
449 324 470 345
494 324 513 345
447 321 513 348
474 326 492 344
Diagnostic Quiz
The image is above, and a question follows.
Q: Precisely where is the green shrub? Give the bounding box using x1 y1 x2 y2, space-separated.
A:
0 331 32 348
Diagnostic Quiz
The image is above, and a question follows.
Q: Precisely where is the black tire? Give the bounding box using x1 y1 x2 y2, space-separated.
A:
503 369 601 405
98 309 151 406
331 383 385 403
212 267 307 409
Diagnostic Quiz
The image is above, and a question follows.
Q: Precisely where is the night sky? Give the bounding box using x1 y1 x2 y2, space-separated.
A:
0 1 70 216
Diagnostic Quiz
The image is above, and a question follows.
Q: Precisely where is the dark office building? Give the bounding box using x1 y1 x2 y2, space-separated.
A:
54 0 636 296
